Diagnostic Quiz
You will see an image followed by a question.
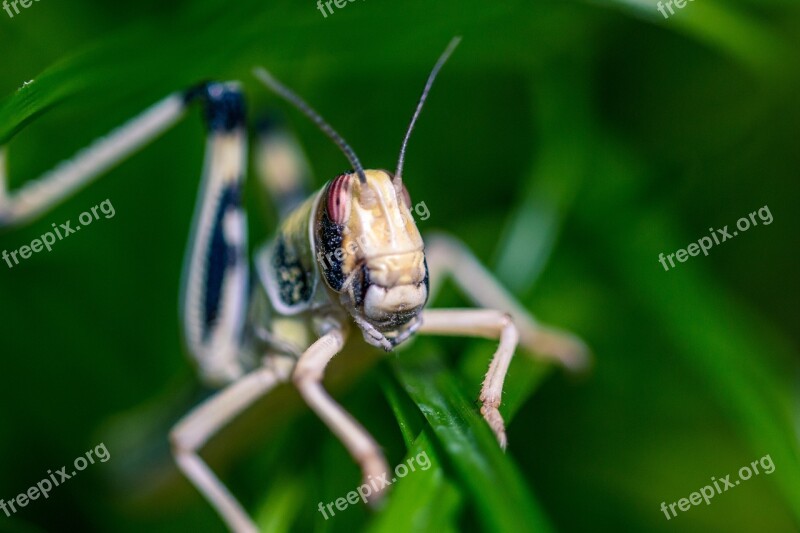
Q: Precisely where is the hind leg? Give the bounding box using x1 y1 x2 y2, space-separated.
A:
0 92 186 227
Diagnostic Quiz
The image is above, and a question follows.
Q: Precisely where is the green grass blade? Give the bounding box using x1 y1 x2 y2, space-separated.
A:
391 343 554 533
369 366 464 532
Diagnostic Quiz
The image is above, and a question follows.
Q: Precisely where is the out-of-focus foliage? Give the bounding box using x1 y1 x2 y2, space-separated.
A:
0 0 798 531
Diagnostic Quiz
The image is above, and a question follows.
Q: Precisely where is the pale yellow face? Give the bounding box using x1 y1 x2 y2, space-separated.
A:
344 170 424 279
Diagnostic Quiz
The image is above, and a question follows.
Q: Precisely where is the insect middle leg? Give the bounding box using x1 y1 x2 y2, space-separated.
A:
170 359 292 533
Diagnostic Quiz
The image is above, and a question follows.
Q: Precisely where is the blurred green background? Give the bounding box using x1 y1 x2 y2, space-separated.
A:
1 0 798 532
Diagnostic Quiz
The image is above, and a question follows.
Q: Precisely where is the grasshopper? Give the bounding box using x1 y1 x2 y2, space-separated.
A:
0 38 588 532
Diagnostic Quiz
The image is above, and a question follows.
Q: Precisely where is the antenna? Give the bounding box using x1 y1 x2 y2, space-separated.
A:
253 67 367 184
394 36 461 185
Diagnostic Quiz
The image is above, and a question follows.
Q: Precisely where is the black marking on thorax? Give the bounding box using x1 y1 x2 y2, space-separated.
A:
271 233 314 308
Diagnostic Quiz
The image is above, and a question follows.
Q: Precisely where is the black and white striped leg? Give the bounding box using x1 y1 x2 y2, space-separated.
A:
179 83 251 387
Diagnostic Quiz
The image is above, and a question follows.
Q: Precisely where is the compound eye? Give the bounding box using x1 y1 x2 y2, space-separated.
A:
327 174 352 224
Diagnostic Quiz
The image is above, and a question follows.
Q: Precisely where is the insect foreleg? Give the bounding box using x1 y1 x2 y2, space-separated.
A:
416 309 519 448
424 232 590 372
419 233 591 447
293 328 390 502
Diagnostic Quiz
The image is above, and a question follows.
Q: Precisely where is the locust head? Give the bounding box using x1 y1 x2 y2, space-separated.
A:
315 169 428 349
255 37 460 350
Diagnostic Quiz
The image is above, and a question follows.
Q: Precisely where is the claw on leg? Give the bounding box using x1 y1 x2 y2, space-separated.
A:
480 397 508 449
